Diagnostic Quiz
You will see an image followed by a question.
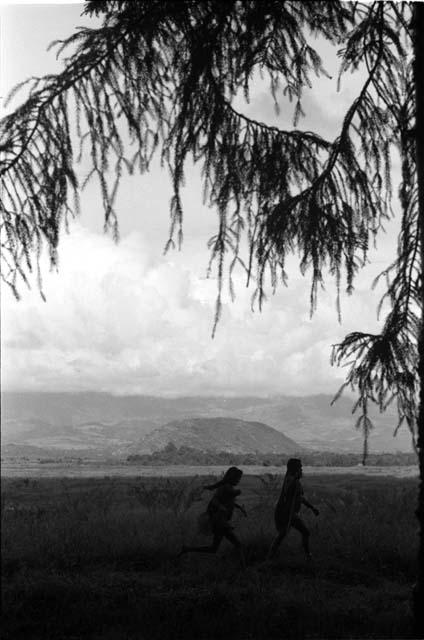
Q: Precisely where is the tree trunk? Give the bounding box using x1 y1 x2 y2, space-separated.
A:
413 2 424 637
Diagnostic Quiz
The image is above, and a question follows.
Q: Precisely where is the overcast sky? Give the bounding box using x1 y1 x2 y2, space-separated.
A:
0 1 401 397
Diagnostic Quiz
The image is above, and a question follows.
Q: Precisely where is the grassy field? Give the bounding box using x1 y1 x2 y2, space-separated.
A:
1 473 419 639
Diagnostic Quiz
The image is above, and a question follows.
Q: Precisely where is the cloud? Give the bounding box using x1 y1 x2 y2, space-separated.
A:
2 216 389 396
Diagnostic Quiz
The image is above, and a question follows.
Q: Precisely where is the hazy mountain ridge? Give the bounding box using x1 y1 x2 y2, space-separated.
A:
1 391 413 454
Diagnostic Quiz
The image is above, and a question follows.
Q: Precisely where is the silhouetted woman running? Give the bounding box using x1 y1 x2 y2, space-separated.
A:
179 466 246 567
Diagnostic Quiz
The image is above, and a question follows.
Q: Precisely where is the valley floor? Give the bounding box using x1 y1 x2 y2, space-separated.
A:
1 474 419 639
0 460 419 478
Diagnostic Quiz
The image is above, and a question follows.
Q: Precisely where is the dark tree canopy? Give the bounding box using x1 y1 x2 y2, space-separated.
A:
0 1 420 455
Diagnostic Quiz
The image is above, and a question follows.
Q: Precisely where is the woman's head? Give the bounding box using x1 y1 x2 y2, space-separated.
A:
222 466 243 486
204 466 243 491
286 458 302 477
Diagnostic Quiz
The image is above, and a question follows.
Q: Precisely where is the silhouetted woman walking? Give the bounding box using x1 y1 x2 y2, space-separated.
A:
179 466 246 567
268 458 319 560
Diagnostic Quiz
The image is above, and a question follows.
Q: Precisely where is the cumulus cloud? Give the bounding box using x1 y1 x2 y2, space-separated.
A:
2 214 391 397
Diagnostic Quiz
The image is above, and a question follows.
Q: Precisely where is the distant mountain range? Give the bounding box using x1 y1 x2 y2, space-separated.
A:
1 391 414 457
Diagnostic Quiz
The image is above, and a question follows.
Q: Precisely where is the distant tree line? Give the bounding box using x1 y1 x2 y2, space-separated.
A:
126 443 417 467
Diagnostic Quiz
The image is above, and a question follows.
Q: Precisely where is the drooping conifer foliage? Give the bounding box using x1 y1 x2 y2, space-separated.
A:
1 0 423 631
0 1 419 456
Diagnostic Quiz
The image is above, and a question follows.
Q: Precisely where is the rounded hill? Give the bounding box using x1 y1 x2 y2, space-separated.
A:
132 417 302 454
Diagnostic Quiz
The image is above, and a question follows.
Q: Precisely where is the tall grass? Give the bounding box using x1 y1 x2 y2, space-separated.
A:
1 474 418 639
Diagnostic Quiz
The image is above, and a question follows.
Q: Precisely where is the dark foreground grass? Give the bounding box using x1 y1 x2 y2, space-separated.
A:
1 473 419 639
